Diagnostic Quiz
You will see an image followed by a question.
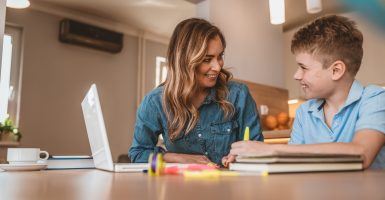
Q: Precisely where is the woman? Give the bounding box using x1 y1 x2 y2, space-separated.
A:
129 18 263 166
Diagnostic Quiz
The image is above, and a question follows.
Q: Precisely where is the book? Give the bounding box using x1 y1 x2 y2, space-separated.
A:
235 152 363 163
229 152 363 173
46 155 95 170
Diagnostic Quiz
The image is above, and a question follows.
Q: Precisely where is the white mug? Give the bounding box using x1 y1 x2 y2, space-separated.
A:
7 148 49 164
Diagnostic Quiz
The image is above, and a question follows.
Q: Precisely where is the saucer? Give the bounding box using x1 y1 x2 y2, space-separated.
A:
0 163 47 171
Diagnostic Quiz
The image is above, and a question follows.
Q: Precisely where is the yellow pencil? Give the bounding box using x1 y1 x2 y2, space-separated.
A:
243 126 250 141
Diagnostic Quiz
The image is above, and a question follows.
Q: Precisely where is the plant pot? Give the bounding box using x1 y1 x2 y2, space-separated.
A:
0 132 17 142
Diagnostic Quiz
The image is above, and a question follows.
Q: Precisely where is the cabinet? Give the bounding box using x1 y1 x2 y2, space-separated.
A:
0 141 19 163
263 129 291 144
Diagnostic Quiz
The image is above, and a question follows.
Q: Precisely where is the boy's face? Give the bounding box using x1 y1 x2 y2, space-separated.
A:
293 52 334 99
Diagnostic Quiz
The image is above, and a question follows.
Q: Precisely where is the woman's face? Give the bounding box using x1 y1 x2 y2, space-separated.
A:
196 35 224 90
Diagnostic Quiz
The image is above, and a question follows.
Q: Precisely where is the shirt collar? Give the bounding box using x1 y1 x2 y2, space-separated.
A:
308 80 364 113
343 80 364 108
202 87 216 105
309 99 325 113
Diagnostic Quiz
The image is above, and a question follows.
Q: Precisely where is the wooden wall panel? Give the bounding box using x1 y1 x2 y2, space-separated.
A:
235 79 289 116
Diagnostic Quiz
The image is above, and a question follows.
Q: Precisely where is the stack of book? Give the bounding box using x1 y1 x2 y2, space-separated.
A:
45 155 95 170
229 152 363 173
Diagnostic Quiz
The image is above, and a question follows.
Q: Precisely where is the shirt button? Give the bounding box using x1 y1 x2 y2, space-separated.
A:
198 134 202 137
227 128 231 132
205 152 208 155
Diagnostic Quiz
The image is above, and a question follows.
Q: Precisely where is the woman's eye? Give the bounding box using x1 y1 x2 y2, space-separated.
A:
203 58 211 63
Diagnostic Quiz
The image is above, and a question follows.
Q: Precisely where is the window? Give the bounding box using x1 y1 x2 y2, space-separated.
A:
155 56 167 87
0 25 23 125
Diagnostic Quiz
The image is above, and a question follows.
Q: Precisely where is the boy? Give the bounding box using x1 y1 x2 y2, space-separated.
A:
224 15 385 169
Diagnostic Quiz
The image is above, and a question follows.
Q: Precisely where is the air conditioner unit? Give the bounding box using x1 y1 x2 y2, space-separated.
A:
59 19 123 53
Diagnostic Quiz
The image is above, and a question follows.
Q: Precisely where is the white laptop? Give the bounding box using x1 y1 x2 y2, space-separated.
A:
81 84 148 172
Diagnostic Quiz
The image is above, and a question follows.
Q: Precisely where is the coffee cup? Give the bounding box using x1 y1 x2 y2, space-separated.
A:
7 148 49 164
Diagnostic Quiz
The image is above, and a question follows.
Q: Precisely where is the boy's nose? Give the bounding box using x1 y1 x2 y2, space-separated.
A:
293 68 302 80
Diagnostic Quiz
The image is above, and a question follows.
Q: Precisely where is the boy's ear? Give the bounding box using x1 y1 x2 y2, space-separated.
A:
330 60 346 80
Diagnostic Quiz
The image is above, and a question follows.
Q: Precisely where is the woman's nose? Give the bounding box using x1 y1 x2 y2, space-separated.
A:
211 60 221 71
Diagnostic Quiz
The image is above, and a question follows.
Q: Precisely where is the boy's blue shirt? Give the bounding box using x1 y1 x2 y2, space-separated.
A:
129 81 263 165
289 80 385 169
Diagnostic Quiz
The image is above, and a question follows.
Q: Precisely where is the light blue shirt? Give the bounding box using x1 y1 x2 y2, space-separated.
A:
289 80 385 169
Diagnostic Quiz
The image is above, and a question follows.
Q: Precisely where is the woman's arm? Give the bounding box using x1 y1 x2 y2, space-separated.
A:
163 153 212 164
222 83 263 167
236 84 263 141
129 96 162 163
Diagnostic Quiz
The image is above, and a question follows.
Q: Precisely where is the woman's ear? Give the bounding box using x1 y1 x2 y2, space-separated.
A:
330 60 346 80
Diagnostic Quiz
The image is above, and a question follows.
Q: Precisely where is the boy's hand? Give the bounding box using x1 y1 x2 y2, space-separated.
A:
230 141 275 156
221 154 236 168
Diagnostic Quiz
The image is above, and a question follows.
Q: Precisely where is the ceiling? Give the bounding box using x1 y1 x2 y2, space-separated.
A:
284 0 347 31
29 0 197 38
28 0 349 37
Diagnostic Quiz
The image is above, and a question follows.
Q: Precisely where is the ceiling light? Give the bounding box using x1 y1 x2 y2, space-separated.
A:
6 0 30 9
306 0 322 14
269 0 285 25
288 99 299 104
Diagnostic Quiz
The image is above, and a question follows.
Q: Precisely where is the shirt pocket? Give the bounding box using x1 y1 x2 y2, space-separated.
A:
210 120 239 154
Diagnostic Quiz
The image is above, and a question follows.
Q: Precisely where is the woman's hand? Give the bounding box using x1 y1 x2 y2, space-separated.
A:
221 154 236 168
163 153 213 164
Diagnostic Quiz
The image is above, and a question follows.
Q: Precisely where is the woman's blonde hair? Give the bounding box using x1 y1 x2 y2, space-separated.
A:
163 18 234 141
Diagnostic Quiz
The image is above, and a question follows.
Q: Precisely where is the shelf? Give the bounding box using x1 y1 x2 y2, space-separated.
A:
263 129 291 139
0 141 20 147
263 129 291 144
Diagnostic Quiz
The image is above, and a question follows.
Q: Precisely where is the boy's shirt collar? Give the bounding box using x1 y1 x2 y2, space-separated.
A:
308 80 364 115
343 80 364 108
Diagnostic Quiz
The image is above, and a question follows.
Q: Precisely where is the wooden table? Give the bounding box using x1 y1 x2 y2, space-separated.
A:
1 169 384 200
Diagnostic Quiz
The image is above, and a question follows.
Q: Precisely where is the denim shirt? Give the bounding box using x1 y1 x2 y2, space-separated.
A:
129 81 263 165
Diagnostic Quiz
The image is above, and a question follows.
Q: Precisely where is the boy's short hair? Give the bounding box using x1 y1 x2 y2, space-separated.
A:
291 15 363 76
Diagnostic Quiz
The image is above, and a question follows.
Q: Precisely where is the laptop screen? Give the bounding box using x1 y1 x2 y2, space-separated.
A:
81 84 114 171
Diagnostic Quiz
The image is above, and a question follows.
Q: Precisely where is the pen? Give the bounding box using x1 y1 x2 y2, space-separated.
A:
243 126 250 141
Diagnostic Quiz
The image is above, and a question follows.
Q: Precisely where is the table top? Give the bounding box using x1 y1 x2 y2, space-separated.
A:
1 169 384 200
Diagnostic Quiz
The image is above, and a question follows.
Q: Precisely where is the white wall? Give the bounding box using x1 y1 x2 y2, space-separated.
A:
0 0 5 77
198 0 285 88
284 12 385 99
6 8 140 160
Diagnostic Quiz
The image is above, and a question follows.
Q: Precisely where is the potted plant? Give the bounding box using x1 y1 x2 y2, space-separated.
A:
0 117 22 142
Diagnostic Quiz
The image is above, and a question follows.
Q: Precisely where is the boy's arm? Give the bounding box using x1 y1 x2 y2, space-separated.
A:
288 107 305 144
230 129 385 169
